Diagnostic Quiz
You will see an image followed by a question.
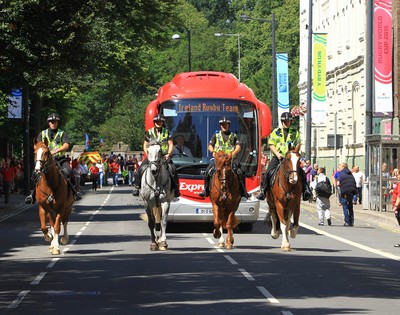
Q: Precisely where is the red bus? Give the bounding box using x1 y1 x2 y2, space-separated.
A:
145 71 272 231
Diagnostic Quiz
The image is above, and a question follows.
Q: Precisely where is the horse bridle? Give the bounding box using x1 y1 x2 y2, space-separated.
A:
143 157 170 198
213 153 234 201
276 153 300 200
34 146 59 203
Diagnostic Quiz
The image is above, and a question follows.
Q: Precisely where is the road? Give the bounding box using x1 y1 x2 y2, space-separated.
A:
1 185 400 315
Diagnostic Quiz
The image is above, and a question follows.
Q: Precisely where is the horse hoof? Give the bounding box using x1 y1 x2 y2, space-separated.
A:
51 248 61 255
271 234 279 240
213 229 221 239
150 242 159 251
44 234 53 243
281 245 291 251
60 236 69 245
218 242 225 248
226 244 233 250
158 241 168 251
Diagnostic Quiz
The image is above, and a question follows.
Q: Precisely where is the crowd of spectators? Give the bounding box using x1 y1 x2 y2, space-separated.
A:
0 156 24 204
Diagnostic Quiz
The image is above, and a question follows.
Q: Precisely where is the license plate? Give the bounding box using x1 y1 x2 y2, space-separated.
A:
196 208 213 214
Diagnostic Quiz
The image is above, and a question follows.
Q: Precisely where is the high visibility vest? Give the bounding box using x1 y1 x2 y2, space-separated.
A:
214 131 236 154
42 129 65 158
268 127 300 156
149 127 169 155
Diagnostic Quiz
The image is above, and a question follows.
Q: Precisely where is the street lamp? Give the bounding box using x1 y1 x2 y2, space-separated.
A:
214 33 241 81
240 13 277 128
172 28 191 72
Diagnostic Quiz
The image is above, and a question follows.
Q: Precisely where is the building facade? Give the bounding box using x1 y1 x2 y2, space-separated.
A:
298 0 400 176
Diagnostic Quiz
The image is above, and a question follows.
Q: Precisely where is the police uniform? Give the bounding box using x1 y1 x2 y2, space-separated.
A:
257 112 311 201
199 117 250 199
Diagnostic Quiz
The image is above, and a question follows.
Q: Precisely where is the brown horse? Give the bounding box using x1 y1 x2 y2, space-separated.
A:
33 139 74 255
210 151 241 249
266 145 302 251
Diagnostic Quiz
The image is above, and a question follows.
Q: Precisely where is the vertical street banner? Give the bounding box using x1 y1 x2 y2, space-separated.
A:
276 53 289 119
312 33 327 125
8 89 22 119
374 0 393 114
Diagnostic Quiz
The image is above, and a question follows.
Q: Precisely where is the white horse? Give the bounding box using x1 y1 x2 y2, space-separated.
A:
140 141 174 251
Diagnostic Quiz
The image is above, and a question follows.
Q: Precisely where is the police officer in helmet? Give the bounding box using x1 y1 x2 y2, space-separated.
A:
25 113 83 204
132 113 180 197
257 111 311 201
198 117 250 199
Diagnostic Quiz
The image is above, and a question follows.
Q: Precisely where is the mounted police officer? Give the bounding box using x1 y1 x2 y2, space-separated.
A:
25 113 83 204
257 112 311 201
198 117 250 199
132 114 180 198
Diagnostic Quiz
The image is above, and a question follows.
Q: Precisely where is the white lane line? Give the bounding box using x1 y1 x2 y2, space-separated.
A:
257 286 280 303
206 237 214 245
30 272 47 285
80 226 87 231
213 246 224 252
47 258 60 268
300 222 400 261
224 255 238 265
238 268 255 281
281 311 294 315
7 290 30 309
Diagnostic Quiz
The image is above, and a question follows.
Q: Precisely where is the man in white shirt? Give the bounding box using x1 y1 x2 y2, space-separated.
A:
172 134 193 157
352 165 364 205
311 167 332 226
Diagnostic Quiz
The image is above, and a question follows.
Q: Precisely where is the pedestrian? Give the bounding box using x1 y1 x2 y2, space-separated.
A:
132 114 180 197
73 159 82 192
95 158 104 188
390 171 400 247
110 156 120 186
25 113 82 204
337 162 357 226
125 155 135 186
257 112 311 201
311 167 332 226
1 159 15 204
352 165 365 205
197 117 249 199
80 160 88 187
89 163 99 191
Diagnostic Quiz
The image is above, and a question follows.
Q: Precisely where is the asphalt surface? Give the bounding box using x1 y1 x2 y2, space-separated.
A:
1 186 399 231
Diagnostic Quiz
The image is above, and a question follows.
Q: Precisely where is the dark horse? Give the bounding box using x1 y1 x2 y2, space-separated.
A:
139 141 173 251
210 151 241 249
33 140 74 255
266 144 302 251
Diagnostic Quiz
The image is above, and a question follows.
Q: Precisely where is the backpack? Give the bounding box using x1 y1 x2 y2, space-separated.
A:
315 177 332 198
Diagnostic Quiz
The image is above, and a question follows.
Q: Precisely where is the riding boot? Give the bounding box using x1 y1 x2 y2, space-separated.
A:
25 189 36 204
237 171 250 199
198 175 210 197
302 177 312 201
257 173 269 200
68 178 83 201
132 166 143 196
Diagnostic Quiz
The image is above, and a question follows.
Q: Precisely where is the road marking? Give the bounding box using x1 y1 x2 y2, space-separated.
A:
238 268 255 281
206 237 214 245
7 290 30 309
224 255 238 265
47 258 60 268
281 311 294 315
256 286 280 303
300 222 400 261
30 272 47 285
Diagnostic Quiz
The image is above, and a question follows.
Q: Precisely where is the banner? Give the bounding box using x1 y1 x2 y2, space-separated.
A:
276 53 289 119
312 33 327 124
8 89 22 119
85 133 91 151
374 0 393 114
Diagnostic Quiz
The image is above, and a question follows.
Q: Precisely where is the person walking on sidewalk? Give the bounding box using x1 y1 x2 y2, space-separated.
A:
311 167 332 226
337 162 357 226
1 159 15 204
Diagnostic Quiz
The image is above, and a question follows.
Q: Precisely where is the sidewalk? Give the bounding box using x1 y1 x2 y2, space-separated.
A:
301 194 400 231
0 191 29 221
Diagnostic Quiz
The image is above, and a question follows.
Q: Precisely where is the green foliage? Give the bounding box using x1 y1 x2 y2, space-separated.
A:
0 0 300 157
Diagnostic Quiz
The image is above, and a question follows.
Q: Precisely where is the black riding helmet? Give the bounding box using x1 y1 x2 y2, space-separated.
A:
47 113 60 122
219 117 231 125
153 114 165 122
280 112 293 121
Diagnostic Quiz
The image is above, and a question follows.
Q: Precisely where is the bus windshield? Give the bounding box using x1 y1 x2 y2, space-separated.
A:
160 98 259 176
